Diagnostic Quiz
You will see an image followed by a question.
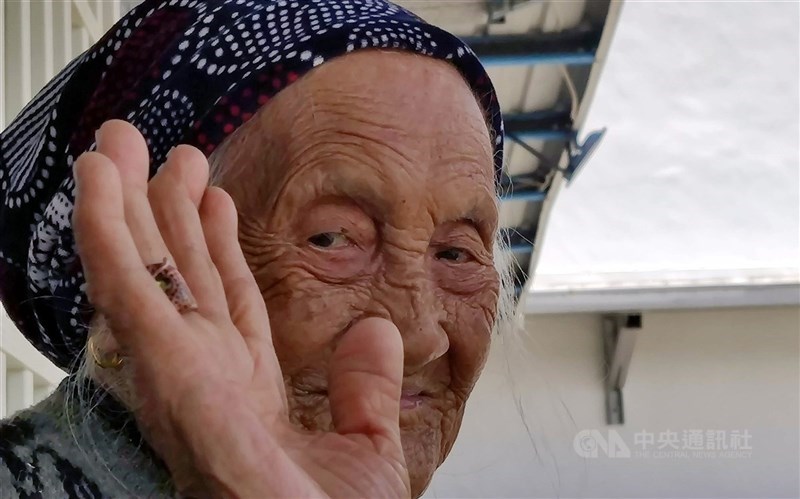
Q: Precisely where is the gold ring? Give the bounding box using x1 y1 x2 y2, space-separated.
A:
88 334 124 370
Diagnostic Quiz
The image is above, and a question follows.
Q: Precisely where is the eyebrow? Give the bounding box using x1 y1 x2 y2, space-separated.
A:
332 175 498 248
320 171 396 218
279 152 498 243
458 191 500 246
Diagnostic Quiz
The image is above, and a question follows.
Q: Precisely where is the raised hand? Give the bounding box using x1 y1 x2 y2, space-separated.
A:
73 119 410 498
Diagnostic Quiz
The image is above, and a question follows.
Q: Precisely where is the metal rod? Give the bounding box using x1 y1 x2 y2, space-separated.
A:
465 27 602 67
481 52 595 67
499 189 547 202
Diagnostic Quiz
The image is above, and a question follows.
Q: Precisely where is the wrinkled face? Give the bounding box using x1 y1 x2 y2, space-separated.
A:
216 50 499 496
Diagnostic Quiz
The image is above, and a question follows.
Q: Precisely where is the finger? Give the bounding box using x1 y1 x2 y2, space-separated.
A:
94 120 174 267
199 187 269 341
328 318 405 462
199 187 286 402
148 145 227 319
73 151 185 355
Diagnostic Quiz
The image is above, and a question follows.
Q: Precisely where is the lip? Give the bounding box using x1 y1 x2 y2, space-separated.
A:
293 385 433 409
400 385 433 410
400 393 426 410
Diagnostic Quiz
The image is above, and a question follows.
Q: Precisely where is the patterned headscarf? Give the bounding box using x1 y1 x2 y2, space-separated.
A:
0 0 504 372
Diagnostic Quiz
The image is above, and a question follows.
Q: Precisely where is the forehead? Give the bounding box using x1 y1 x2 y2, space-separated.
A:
223 50 497 224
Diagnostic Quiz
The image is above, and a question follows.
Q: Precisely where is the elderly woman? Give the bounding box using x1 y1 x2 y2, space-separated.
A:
0 0 513 497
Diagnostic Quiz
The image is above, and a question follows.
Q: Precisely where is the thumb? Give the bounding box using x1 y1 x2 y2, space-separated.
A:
328 317 405 460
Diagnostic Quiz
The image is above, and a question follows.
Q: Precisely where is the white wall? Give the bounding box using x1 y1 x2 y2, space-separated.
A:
428 306 800 498
1 0 125 127
535 1 800 277
0 311 66 418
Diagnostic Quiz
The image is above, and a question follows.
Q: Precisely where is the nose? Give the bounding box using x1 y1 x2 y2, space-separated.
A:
384 273 449 373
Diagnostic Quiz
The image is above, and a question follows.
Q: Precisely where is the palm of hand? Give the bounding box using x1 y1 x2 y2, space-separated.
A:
73 120 410 498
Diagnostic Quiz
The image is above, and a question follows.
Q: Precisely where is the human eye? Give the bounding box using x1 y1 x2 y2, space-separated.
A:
307 231 352 249
435 247 473 263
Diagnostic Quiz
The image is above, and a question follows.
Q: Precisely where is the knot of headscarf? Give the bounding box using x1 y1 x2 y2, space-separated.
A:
0 0 504 372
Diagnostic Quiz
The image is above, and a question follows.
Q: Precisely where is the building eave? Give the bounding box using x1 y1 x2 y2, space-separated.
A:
525 268 800 314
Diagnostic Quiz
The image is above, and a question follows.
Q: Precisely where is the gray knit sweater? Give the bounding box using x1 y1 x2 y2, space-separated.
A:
0 377 174 498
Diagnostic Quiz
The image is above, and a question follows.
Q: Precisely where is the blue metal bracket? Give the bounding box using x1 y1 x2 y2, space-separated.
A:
480 53 596 67
498 172 548 201
486 0 542 24
564 127 606 184
500 226 536 253
500 189 547 202
504 110 573 141
464 27 602 67
504 122 606 186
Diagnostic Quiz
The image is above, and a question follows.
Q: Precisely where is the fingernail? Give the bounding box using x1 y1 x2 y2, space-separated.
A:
95 127 103 149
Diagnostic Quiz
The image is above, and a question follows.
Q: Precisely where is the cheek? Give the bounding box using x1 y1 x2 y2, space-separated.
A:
433 259 498 296
440 275 498 393
248 245 373 433
241 239 370 370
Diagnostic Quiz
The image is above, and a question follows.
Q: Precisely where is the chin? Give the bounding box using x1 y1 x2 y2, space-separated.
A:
286 390 463 498
401 426 440 497
399 403 458 498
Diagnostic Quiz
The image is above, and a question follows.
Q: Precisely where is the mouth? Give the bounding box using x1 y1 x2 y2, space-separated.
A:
292 386 432 410
400 388 430 410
